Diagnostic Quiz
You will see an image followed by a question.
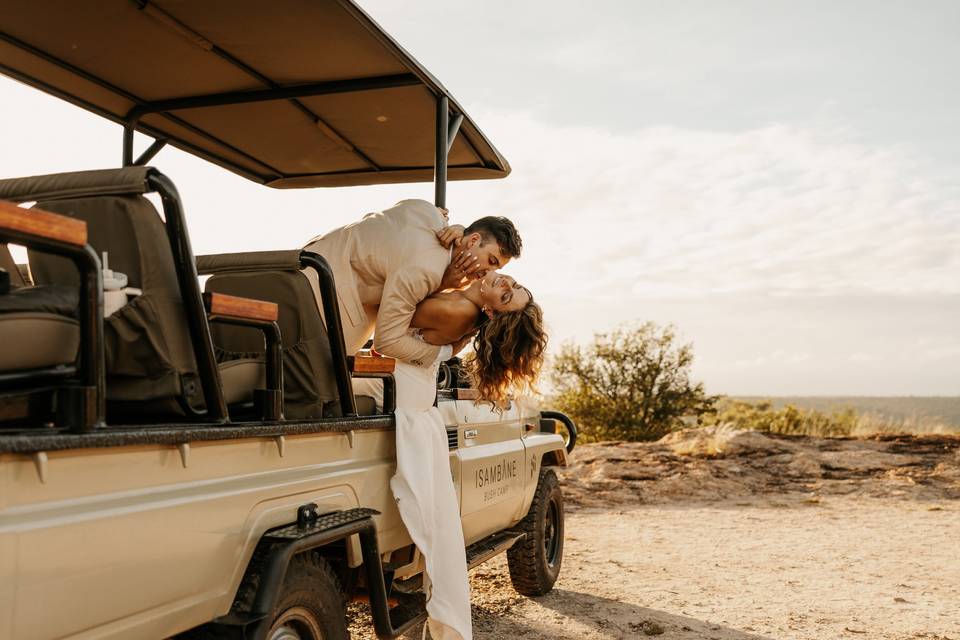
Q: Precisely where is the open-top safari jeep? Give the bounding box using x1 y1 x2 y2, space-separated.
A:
0 2 576 639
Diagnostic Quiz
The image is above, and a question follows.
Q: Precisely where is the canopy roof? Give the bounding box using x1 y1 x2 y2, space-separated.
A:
0 0 510 188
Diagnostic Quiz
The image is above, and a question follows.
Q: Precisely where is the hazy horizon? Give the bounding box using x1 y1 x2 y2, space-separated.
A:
1 1 958 396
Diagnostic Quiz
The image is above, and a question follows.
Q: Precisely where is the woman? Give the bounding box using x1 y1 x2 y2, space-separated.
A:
354 269 546 410
352 270 546 640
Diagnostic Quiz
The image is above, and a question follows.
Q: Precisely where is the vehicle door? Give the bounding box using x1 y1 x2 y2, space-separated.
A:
451 398 526 545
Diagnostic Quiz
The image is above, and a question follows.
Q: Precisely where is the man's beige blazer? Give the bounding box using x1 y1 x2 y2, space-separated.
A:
302 199 449 367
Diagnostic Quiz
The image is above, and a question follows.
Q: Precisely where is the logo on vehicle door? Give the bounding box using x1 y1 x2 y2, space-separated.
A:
475 456 517 488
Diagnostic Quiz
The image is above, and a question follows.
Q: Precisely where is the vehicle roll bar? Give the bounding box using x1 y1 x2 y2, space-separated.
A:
298 251 358 417
148 171 229 421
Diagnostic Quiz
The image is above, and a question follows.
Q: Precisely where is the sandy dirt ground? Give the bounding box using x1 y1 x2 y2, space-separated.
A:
349 429 960 639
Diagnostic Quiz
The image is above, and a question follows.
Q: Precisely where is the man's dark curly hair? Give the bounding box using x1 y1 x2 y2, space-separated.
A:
465 216 522 258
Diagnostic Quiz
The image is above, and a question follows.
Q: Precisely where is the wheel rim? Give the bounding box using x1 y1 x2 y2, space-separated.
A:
543 496 561 568
268 605 325 640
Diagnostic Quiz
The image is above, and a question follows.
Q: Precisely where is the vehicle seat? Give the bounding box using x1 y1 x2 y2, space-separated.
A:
0 243 25 287
1 169 270 422
0 243 80 371
205 269 341 418
354 394 378 416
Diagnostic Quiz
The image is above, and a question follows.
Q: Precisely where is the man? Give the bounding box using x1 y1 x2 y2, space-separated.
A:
303 199 522 367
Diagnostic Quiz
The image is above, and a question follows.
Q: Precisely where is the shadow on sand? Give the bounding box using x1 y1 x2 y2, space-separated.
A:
464 587 774 640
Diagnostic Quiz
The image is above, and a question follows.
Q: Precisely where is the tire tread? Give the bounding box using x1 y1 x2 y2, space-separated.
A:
507 467 563 596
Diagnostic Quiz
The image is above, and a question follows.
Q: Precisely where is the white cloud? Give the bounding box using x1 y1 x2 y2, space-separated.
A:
445 110 960 304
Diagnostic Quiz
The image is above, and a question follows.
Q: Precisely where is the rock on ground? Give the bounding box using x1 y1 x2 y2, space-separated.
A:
559 428 960 507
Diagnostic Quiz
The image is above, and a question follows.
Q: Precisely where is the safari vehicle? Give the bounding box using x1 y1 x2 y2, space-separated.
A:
0 2 578 639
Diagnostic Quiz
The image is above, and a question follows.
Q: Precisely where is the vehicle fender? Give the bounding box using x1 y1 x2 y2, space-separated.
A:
517 432 567 520
207 506 403 640
541 447 568 468
220 487 361 619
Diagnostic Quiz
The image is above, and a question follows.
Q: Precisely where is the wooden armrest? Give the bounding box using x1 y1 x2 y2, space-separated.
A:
454 388 479 401
0 200 87 246
204 292 278 322
350 352 396 374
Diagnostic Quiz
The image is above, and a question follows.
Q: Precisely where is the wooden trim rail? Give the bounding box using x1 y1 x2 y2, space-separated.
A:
350 352 396 374
454 388 479 401
203 292 278 322
0 200 87 246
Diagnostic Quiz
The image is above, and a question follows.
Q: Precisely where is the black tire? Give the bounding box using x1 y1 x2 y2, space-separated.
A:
263 553 349 640
507 468 564 596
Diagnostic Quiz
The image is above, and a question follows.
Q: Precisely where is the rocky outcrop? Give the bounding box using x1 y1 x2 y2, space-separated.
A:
557 428 960 507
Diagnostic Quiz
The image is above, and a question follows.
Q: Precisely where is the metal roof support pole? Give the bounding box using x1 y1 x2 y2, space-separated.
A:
447 112 464 154
434 95 449 209
125 74 419 118
122 125 134 167
134 138 167 166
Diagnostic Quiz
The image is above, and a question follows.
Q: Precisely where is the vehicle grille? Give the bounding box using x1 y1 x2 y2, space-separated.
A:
446 427 458 450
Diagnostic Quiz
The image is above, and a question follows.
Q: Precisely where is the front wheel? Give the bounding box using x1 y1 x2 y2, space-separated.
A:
507 468 564 596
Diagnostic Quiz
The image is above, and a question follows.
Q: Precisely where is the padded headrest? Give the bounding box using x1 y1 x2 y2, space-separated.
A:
207 270 317 351
28 195 174 293
0 167 151 203
197 250 302 275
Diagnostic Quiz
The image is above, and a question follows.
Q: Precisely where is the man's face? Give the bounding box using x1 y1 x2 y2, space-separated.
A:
459 232 511 280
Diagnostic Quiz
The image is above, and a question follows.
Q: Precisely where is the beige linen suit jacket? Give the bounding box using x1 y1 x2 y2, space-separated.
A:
302 199 450 367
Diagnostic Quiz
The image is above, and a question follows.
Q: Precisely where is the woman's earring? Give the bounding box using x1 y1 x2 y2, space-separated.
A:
482 305 494 319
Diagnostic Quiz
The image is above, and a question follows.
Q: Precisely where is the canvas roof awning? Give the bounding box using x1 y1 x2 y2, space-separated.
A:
0 0 510 188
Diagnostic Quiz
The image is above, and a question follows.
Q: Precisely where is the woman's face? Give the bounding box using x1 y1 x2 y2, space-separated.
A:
479 271 530 315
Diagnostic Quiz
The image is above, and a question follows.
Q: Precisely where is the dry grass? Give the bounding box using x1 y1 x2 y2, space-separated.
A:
701 399 960 439
657 423 742 456
850 412 959 437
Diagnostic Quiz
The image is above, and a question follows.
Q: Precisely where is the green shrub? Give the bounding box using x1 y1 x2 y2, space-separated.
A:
550 322 717 442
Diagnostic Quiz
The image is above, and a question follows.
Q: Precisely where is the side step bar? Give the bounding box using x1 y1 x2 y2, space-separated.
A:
466 530 525 570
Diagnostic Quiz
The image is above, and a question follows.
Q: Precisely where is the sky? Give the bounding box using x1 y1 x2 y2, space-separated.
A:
1 0 958 396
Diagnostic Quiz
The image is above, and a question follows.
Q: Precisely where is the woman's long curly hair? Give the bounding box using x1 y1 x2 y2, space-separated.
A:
466 296 547 406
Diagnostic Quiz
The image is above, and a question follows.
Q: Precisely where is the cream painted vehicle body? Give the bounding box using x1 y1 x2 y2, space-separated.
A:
0 2 575 639
0 395 569 639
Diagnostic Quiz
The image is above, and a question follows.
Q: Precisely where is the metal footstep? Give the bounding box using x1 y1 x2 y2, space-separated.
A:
465 530 525 569
386 591 428 630
264 506 380 540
